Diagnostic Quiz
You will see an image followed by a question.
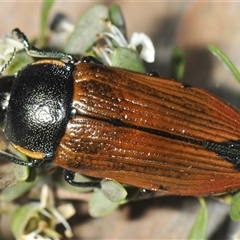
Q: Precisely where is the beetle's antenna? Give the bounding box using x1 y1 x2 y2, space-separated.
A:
0 47 16 75
12 28 75 63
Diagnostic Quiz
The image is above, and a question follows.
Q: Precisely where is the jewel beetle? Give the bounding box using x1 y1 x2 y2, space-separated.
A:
1 28 240 196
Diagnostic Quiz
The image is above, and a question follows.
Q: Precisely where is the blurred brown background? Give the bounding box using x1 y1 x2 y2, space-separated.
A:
1 1 240 239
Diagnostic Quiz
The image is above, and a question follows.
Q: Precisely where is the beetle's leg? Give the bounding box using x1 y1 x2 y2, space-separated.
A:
63 169 101 188
147 71 160 77
140 188 153 196
81 56 103 64
0 151 42 167
12 28 74 62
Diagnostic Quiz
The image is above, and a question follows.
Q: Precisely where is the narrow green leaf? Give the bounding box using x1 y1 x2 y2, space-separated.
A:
40 0 55 47
109 4 126 38
230 191 240 221
0 176 39 202
65 4 108 54
208 45 240 83
170 47 186 81
188 197 208 240
111 47 146 73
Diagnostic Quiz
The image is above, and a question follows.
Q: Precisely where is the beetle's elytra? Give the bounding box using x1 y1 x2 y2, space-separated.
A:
1 28 240 196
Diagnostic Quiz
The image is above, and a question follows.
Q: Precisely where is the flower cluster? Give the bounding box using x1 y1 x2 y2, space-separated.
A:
93 23 155 66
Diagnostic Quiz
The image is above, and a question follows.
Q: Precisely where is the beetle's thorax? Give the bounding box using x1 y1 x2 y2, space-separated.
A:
4 60 74 159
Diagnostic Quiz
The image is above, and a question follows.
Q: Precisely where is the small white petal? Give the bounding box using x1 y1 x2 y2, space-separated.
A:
57 203 76 220
50 207 73 235
92 46 112 66
99 47 112 66
110 25 128 47
40 184 54 209
129 32 155 63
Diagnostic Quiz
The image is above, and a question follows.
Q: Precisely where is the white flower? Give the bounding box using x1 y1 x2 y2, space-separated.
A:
128 32 155 63
93 24 155 65
39 185 75 239
19 185 75 240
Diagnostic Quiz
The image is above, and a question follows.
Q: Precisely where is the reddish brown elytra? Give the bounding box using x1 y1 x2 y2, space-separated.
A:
1 28 240 196
55 63 240 195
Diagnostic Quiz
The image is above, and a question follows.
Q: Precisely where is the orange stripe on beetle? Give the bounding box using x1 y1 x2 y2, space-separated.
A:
12 144 45 160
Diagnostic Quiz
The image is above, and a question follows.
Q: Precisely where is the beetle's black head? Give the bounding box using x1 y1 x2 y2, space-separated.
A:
0 75 14 126
3 60 74 159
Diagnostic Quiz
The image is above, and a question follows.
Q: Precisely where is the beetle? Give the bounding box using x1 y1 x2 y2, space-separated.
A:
1 28 240 196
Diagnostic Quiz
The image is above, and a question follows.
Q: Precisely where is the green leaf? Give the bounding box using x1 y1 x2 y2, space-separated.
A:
0 176 39 202
101 179 127 202
188 197 208 240
40 0 55 47
208 45 240 83
89 190 120 217
65 4 108 54
13 165 29 182
111 47 146 73
230 191 240 221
